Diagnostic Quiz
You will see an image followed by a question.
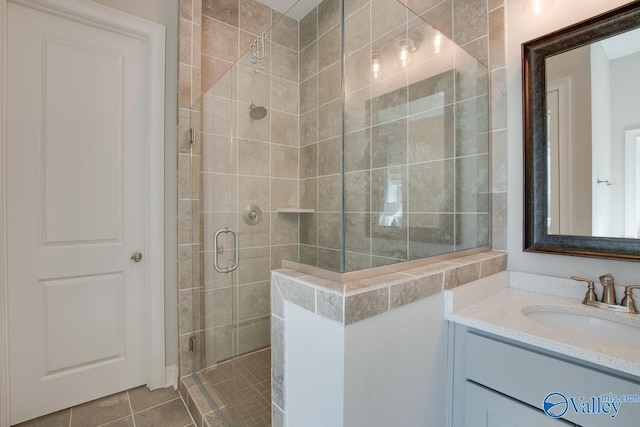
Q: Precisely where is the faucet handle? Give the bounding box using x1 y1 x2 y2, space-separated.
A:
571 276 598 304
621 285 640 314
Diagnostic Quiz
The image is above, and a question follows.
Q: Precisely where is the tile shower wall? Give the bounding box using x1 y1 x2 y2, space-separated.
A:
177 0 507 376
197 12 300 371
177 0 299 376
298 0 344 271
297 0 505 272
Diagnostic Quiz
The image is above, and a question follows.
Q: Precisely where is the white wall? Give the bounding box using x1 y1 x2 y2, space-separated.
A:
92 0 179 368
546 46 592 235
610 52 640 237
506 0 640 284
287 303 345 426
590 42 612 236
343 295 447 427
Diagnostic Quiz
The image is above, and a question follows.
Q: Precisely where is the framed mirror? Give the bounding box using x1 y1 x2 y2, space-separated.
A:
523 1 640 260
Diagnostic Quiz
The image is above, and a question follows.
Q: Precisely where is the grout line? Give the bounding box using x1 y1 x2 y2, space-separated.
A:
132 397 183 416
127 391 137 427
69 408 73 427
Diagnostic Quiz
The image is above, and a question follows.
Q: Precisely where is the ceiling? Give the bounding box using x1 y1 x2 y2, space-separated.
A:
258 0 320 20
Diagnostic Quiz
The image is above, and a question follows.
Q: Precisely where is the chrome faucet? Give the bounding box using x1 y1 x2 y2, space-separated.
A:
571 274 637 314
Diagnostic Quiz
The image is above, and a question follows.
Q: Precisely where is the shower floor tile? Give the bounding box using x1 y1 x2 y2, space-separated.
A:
201 347 272 427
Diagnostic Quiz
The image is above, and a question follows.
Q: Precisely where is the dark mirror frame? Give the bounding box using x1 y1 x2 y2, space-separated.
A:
523 1 640 261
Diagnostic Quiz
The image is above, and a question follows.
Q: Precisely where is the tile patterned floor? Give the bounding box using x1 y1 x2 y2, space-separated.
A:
13 385 195 427
203 348 271 427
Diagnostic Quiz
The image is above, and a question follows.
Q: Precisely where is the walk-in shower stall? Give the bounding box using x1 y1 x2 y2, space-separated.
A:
188 0 489 424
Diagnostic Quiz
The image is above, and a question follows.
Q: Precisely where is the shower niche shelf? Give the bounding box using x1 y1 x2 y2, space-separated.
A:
276 208 315 213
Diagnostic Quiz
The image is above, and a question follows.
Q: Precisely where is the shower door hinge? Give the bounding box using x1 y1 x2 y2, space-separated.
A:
189 335 197 352
189 128 195 144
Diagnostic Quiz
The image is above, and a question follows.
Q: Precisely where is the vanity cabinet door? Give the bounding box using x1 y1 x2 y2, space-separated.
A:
464 381 574 427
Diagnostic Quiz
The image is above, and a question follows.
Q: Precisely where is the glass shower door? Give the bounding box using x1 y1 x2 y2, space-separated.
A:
192 29 278 425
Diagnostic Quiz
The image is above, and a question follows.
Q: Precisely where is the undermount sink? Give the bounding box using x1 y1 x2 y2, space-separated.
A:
522 306 640 349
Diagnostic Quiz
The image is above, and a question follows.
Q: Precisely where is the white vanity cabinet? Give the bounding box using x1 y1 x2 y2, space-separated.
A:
464 381 573 426
449 324 640 427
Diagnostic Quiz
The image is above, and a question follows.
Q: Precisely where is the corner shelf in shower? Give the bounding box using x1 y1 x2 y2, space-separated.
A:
276 209 315 213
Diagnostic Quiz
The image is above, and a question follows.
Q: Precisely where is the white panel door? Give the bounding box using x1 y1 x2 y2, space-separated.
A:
7 2 148 423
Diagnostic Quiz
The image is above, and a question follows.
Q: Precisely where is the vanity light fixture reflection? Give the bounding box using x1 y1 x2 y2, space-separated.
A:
523 0 553 16
372 52 380 79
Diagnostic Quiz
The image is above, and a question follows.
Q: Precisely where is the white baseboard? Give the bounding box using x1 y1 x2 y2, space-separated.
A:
165 365 178 390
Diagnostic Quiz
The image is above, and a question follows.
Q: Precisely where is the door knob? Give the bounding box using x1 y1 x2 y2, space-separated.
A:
130 252 143 262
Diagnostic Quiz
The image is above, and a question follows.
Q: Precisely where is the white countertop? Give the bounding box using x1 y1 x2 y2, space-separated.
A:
445 271 640 379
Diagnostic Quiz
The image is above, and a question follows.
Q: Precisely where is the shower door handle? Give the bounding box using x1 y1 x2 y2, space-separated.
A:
213 227 239 273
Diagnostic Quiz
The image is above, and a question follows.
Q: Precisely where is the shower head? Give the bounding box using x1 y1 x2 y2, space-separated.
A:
249 103 268 120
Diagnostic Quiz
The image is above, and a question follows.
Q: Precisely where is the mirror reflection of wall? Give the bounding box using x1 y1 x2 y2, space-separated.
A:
545 28 640 238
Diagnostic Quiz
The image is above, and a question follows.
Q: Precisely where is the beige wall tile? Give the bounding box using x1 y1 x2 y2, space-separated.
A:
300 76 318 114
345 170 371 212
300 110 318 147
300 41 318 82
317 175 341 212
317 99 341 141
238 281 271 321
344 3 370 55
318 213 341 249
238 247 271 284
317 25 340 71
390 273 443 308
318 0 340 36
271 76 298 114
274 274 315 312
345 212 371 253
344 128 371 172
444 262 481 289
179 20 192 65
179 63 192 109
318 137 341 176
202 0 238 26
238 175 271 211
271 11 299 51
238 211 270 248
271 44 299 82
345 288 388 324
271 145 298 178
271 178 299 210
237 315 270 353
300 178 318 210
238 139 270 176
270 110 298 147
300 212 318 245
317 62 341 105
345 45 372 95
371 0 407 41
180 0 193 21
239 0 271 35
271 111 299 147
271 213 299 245
299 7 318 50
203 134 237 174
453 0 487 45
202 16 238 62
201 55 232 93
408 213 454 258
408 160 454 212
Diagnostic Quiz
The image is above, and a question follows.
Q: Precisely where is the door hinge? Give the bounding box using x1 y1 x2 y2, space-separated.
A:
189 127 195 144
189 335 197 352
